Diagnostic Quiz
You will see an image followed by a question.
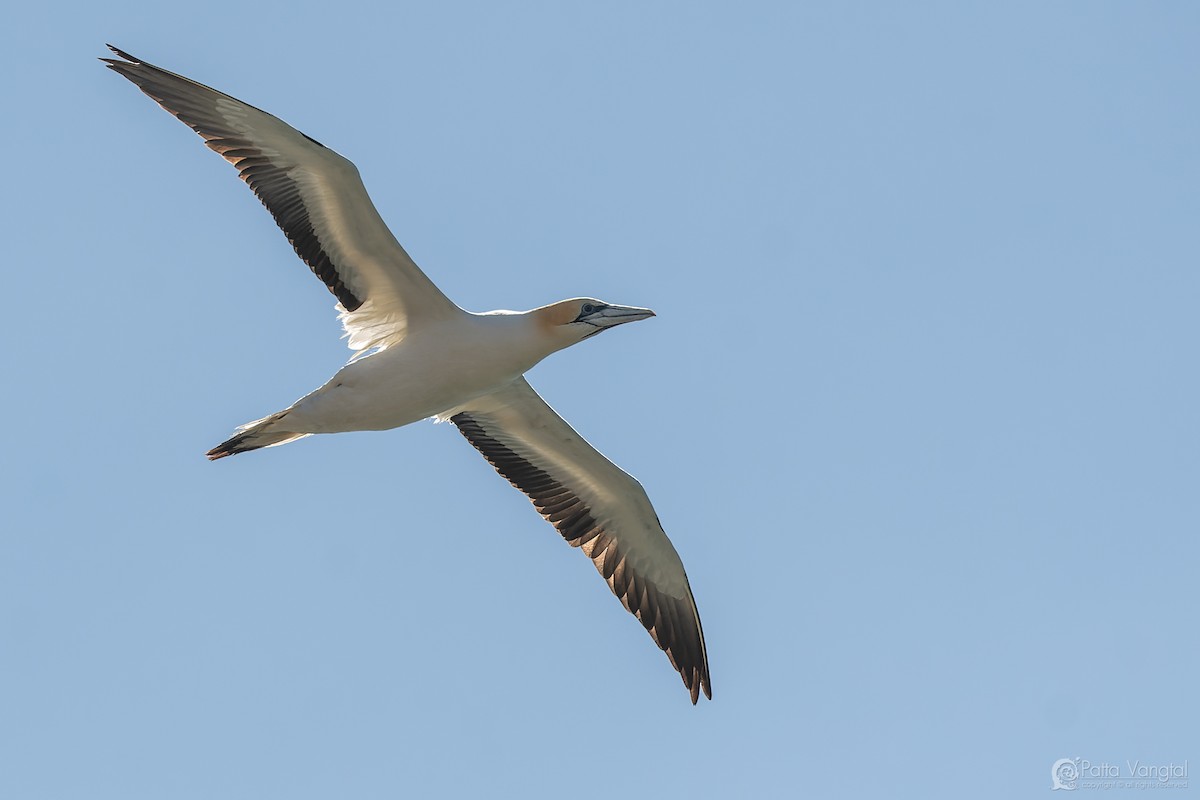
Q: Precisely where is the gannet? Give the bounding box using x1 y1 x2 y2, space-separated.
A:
103 46 711 703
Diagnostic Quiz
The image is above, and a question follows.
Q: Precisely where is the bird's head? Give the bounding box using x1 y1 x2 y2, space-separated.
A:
536 298 656 348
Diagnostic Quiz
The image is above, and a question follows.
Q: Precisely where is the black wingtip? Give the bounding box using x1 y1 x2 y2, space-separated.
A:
100 45 144 72
687 667 712 704
104 44 138 62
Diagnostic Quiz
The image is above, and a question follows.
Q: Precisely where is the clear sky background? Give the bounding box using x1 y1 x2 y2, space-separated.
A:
1 3 1196 798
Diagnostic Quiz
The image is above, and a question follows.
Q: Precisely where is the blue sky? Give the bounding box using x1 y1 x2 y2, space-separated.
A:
2 2 1196 798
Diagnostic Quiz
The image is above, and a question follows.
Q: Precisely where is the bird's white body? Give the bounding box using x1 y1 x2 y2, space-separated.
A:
105 45 711 703
281 312 551 435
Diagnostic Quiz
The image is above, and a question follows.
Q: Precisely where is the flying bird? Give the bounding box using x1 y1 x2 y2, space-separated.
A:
103 46 711 702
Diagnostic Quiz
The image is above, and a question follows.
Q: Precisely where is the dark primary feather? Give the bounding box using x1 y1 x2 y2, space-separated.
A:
101 45 363 310
451 412 712 703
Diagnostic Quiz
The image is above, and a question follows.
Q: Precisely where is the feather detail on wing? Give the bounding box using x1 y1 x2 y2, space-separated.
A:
103 46 460 350
443 378 711 703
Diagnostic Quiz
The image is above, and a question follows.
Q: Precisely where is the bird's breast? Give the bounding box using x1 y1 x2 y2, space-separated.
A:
289 317 547 433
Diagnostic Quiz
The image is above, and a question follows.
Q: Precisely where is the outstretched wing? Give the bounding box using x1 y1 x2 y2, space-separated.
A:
103 46 460 350
444 379 711 703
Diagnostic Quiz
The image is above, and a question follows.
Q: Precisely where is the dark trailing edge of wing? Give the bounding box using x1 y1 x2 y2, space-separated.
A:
102 46 363 311
451 412 711 703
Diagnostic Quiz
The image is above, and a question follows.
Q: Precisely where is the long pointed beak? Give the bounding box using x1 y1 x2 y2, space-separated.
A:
591 305 656 328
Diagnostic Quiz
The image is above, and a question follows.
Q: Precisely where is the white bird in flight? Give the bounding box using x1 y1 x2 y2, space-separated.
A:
104 46 711 702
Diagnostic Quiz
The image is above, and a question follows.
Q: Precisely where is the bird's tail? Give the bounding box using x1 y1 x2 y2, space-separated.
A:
206 411 310 460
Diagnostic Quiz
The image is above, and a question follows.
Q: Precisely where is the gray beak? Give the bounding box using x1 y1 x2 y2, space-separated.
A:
588 304 656 328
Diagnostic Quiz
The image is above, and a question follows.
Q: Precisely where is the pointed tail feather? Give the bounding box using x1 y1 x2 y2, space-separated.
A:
207 411 310 460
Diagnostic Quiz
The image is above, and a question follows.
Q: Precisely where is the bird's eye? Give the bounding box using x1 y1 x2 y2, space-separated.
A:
581 303 596 314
